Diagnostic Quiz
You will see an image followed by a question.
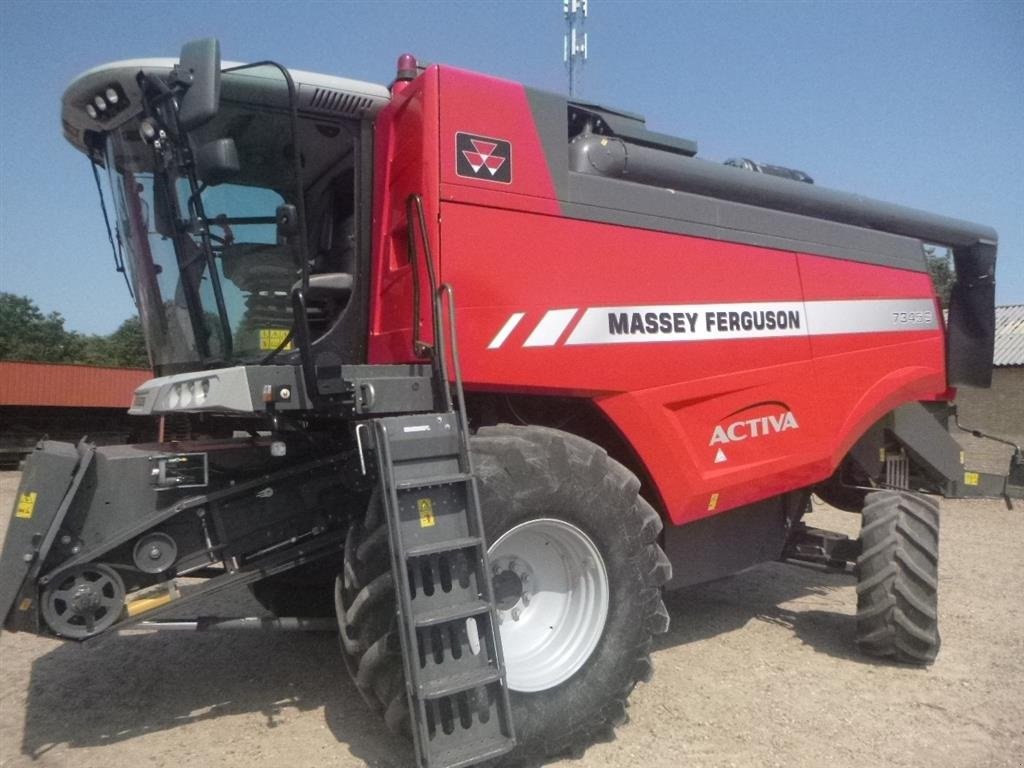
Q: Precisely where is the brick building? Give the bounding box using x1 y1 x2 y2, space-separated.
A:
952 304 1024 473
0 361 155 467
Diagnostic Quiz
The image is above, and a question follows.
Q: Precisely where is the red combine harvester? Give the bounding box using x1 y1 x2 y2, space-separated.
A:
2 39 1020 768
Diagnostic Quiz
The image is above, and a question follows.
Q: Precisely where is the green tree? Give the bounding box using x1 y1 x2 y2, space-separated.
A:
100 317 149 368
925 246 955 309
0 293 82 362
0 293 148 368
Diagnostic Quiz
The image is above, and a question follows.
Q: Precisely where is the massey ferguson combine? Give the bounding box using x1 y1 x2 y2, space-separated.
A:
2 39 1019 768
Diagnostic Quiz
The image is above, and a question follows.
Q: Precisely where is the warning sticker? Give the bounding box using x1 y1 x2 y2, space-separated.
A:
417 498 436 528
15 492 37 519
964 471 980 487
259 328 293 351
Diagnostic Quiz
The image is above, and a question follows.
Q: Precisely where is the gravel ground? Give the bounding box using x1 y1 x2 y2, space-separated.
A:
1 470 1021 768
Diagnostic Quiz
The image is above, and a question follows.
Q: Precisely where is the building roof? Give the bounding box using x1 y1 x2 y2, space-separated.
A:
994 304 1024 367
0 361 149 408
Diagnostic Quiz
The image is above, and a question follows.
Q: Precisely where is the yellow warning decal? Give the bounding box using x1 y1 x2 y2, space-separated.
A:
707 493 720 512
418 498 436 528
15 492 37 519
259 328 293 351
964 471 980 487
17 598 32 612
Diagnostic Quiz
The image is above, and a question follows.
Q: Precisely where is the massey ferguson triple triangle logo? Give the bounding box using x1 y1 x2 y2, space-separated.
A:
456 132 512 183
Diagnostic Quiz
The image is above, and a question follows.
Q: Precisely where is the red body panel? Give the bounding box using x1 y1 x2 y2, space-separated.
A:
368 67 441 361
368 68 947 526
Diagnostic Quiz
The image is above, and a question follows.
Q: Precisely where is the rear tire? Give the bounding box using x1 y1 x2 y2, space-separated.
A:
336 425 671 762
855 490 941 664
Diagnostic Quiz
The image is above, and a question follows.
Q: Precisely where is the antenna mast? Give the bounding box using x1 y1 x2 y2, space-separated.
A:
563 0 588 98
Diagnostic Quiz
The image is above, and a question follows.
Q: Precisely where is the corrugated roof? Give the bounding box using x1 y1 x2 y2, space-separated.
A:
0 361 150 408
994 304 1024 367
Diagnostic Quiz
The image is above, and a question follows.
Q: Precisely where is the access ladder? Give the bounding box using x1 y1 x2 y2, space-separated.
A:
373 409 515 768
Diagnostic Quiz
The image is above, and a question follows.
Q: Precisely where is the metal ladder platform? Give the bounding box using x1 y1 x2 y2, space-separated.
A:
373 411 515 768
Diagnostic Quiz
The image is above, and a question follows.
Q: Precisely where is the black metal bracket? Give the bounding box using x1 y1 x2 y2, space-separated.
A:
782 523 861 572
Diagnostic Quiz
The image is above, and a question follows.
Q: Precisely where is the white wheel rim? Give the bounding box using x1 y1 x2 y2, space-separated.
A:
488 518 609 693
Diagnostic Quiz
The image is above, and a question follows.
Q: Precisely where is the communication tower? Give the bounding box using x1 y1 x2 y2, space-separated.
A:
563 0 588 98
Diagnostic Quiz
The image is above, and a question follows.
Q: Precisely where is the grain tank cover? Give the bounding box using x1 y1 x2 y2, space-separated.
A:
569 101 698 157
724 157 814 184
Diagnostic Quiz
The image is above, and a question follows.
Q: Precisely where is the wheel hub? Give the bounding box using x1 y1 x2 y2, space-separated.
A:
488 518 609 693
69 584 103 613
491 566 525 611
41 563 126 639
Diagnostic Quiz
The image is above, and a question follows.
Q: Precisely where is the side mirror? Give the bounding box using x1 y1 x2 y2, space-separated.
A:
195 138 240 186
176 38 221 132
276 204 300 239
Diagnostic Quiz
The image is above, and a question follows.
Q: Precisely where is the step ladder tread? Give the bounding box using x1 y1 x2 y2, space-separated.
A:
430 736 516 768
418 667 501 699
405 536 483 559
414 598 492 627
395 472 474 490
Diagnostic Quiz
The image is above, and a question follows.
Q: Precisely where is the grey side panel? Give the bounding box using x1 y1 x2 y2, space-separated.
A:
524 87 569 203
664 498 788 590
888 402 964 485
524 86 994 272
947 242 996 387
0 442 83 631
565 173 928 271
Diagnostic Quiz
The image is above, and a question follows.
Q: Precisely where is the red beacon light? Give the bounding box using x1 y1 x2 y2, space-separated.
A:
392 53 418 94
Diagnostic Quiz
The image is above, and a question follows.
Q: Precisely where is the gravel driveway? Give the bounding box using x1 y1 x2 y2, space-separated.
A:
1 471 1021 767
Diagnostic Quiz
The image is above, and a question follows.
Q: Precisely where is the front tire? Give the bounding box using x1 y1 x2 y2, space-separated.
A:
855 490 941 664
336 425 671 762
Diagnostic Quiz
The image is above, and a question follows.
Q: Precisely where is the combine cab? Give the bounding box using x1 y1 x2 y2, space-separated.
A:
2 38 1018 768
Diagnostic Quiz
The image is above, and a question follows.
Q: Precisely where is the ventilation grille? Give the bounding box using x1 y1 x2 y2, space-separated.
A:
306 87 375 116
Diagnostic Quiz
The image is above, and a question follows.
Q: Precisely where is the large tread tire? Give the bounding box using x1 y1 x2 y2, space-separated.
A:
855 490 941 665
336 424 671 763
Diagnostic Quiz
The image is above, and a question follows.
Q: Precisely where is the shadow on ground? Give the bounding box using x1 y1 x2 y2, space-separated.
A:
19 626 412 767
19 560 906 764
658 560 908 668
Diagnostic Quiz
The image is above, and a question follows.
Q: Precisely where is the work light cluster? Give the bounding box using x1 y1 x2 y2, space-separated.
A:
165 377 212 409
82 83 128 122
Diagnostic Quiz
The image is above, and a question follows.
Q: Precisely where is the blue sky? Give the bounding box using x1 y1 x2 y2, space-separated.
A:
1 0 1021 334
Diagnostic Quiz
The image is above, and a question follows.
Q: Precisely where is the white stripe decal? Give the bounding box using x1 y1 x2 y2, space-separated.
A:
523 308 579 347
565 302 806 345
488 312 526 349
805 299 938 335
556 299 937 347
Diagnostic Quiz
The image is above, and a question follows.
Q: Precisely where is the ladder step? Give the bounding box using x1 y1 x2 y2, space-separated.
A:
396 472 474 490
405 536 483 559
431 736 516 768
418 667 501 699
414 598 492 627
